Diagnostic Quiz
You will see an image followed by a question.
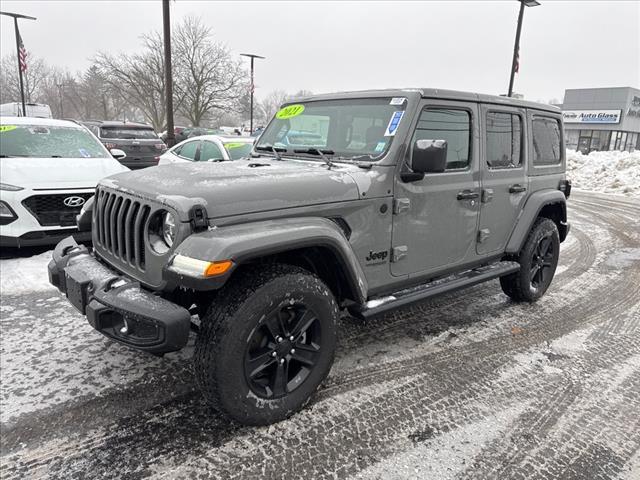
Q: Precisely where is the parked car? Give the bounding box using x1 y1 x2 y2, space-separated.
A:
81 120 166 169
0 116 128 247
159 126 187 144
0 102 52 118
158 135 254 164
49 88 570 426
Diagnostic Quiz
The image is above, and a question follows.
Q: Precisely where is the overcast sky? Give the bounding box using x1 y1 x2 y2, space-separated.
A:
1 0 638 103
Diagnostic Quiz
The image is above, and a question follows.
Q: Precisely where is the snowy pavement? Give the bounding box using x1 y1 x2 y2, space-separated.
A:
1 191 639 479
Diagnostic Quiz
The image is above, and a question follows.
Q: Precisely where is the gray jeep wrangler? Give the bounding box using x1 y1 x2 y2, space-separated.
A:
49 89 570 425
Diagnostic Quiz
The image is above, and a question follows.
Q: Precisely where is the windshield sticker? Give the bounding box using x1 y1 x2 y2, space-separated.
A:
224 142 245 149
0 125 17 133
374 141 386 152
276 104 305 119
389 97 406 105
384 110 405 136
78 148 91 158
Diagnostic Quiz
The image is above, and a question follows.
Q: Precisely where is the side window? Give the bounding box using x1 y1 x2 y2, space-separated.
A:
532 116 561 166
199 141 224 161
177 140 199 161
413 108 471 170
486 112 522 168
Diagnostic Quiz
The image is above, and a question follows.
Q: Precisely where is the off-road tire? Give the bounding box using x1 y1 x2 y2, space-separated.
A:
194 263 339 426
500 217 560 302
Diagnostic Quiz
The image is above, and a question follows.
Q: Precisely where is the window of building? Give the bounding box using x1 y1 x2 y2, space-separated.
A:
413 108 471 170
532 116 562 165
485 112 522 168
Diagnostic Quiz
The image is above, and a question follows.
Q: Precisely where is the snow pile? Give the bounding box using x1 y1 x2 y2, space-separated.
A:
0 251 56 297
566 149 640 196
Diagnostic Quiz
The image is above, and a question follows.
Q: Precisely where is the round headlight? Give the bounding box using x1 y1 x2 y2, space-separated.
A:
162 211 177 247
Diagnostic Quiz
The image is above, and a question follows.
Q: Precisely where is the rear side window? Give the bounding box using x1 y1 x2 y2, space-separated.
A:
199 141 224 161
176 140 199 160
532 116 561 166
486 112 522 168
100 127 157 140
413 108 471 170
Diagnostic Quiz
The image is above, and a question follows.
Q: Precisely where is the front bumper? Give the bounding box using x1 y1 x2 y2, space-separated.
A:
48 236 191 354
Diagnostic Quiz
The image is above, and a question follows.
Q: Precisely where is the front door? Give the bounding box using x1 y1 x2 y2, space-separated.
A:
391 100 481 277
477 105 528 255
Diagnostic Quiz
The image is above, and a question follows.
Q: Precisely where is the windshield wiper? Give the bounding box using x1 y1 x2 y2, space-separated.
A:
255 145 286 160
293 148 335 169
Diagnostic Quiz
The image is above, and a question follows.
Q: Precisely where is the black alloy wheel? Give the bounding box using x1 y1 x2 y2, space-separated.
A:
244 304 322 399
530 233 555 290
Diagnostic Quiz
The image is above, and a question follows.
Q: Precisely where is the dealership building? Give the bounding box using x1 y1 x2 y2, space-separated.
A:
560 86 640 153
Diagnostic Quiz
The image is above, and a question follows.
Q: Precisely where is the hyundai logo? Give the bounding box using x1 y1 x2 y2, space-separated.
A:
63 196 86 208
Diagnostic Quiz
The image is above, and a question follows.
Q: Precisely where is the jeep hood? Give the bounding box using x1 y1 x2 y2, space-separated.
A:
100 159 361 219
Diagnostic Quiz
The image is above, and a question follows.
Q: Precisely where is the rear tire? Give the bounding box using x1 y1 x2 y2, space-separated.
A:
194 263 339 425
500 217 560 302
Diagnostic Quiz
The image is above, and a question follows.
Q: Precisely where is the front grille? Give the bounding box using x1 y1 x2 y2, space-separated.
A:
22 193 94 227
94 188 150 271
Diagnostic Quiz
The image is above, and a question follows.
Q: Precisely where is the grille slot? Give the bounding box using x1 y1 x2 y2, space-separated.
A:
22 193 94 227
94 188 149 271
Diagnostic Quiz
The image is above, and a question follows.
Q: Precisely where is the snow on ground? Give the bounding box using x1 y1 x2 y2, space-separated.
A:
567 149 640 196
0 251 55 297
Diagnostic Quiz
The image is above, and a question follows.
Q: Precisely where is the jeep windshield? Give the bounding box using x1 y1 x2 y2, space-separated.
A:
0 124 110 158
256 97 407 162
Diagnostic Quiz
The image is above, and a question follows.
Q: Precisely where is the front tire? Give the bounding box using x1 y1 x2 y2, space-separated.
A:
194 263 339 425
500 217 560 302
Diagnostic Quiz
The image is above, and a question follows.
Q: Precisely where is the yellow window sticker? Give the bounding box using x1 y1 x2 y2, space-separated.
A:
276 104 305 119
0 125 18 133
224 142 246 149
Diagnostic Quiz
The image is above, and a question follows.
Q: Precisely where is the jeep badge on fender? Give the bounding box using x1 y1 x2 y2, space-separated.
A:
48 88 569 426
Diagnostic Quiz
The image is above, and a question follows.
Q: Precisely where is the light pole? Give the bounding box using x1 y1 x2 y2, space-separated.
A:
162 0 176 146
508 0 540 97
0 11 36 116
56 83 64 118
240 53 265 134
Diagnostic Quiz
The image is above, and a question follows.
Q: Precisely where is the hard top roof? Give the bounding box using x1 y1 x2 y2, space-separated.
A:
291 88 560 114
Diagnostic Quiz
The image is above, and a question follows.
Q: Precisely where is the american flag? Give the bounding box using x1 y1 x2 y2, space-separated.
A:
18 28 27 72
514 47 520 74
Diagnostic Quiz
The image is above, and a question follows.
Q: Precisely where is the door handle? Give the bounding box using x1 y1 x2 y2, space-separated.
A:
509 184 527 193
457 190 480 200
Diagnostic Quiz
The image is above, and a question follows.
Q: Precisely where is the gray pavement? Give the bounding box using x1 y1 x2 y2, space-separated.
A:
1 191 639 479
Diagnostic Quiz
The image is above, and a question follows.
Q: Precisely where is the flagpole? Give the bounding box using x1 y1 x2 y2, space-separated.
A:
507 0 540 97
14 18 27 115
0 11 37 116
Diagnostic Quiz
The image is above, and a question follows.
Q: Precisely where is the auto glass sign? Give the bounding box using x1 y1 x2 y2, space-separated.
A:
562 110 621 124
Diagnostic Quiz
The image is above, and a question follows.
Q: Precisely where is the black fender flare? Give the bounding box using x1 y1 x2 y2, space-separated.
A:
170 217 368 303
505 189 567 254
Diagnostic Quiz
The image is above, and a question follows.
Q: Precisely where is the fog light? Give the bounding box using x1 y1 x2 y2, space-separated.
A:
0 201 17 225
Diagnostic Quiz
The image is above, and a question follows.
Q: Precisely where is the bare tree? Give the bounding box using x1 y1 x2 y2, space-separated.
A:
95 31 175 130
0 52 48 104
173 17 246 126
259 90 291 123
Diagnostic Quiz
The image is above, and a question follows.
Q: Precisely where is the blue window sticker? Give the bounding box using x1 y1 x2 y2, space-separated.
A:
384 110 404 136
78 148 91 158
374 141 386 152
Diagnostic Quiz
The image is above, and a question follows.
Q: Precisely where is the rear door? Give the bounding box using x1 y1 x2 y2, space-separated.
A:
391 100 481 277
477 105 527 255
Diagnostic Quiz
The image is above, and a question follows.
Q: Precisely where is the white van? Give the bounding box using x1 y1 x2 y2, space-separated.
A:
0 102 53 119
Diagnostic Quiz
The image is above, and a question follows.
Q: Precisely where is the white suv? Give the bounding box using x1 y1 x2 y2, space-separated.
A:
0 117 128 248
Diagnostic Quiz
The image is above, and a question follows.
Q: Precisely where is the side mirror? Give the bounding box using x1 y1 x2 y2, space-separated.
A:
110 148 127 160
411 139 447 174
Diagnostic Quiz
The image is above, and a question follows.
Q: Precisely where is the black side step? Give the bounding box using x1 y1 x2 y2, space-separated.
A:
350 261 520 319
